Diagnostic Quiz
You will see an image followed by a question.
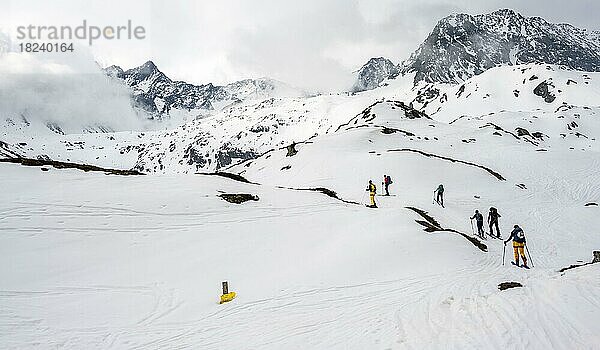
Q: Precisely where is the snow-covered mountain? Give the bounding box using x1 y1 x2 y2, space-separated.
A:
2 8 600 348
104 61 307 119
3 9 600 175
4 64 598 349
353 9 600 92
413 65 600 122
401 9 600 84
127 88 401 173
352 57 399 92
126 65 600 174
4 64 598 175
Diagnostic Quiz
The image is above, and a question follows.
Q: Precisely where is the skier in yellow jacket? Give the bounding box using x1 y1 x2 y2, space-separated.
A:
366 180 377 208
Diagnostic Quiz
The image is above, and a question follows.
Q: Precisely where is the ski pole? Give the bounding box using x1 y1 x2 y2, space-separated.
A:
525 243 534 267
470 219 474 235
502 243 506 266
432 191 436 204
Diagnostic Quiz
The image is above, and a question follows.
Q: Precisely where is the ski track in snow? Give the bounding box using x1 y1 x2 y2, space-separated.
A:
1 170 598 349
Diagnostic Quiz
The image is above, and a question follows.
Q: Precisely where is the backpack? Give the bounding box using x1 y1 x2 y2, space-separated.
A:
387 176 393 184
489 207 499 220
475 213 483 222
514 228 526 243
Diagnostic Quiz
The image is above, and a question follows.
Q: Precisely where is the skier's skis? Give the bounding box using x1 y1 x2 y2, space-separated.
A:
467 232 485 241
511 261 530 269
486 231 501 240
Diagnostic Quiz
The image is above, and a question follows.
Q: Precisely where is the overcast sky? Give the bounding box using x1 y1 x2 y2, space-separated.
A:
2 0 599 91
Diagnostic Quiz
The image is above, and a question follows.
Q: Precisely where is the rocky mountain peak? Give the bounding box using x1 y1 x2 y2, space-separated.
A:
352 57 399 92
123 60 167 86
104 65 125 79
140 60 157 70
486 8 522 20
400 9 600 84
103 61 303 119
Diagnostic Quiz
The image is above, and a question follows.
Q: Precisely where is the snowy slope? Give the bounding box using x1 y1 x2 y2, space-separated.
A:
0 115 145 170
3 64 599 176
130 95 378 173
109 75 416 173
2 9 600 347
2 90 599 347
413 64 600 123
1 66 599 348
227 86 600 347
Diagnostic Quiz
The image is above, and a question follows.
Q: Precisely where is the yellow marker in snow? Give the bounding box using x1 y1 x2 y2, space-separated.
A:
220 292 236 304
219 281 236 304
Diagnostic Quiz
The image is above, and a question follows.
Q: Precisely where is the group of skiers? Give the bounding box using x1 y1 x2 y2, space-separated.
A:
365 179 531 268
366 178 444 209
468 206 529 267
470 207 501 239
365 175 393 208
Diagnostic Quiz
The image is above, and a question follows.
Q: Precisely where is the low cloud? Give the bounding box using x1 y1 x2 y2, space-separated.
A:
0 44 144 133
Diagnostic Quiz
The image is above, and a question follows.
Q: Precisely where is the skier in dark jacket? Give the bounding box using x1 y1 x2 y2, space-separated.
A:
471 210 484 238
434 184 444 207
383 175 392 196
504 225 528 268
488 207 501 238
